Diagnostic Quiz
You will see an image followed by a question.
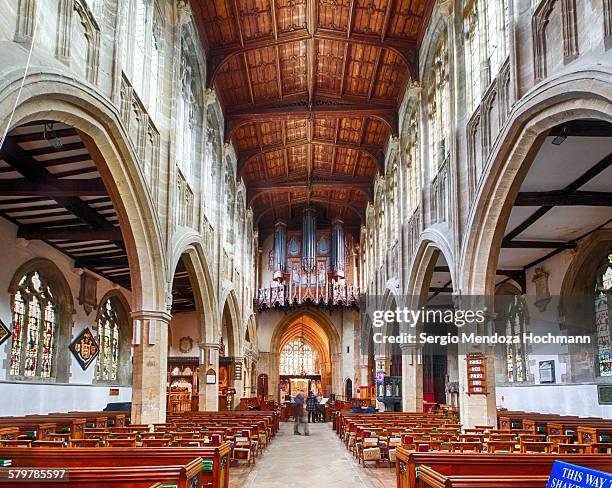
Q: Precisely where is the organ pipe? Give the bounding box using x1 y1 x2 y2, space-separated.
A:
331 218 345 280
273 220 287 282
302 208 316 271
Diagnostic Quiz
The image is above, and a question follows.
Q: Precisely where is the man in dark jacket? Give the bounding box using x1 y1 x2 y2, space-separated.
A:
306 391 318 423
293 389 309 435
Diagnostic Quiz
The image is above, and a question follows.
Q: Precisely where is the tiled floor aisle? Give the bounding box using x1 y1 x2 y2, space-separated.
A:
231 421 395 488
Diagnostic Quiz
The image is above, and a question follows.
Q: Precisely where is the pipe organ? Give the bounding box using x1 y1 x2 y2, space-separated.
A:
255 208 359 310
331 218 345 281
273 220 286 282
301 208 316 272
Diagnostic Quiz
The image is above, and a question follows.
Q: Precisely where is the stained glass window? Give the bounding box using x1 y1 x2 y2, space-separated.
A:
9 271 57 378
503 295 528 382
96 298 121 381
280 339 317 376
595 255 612 377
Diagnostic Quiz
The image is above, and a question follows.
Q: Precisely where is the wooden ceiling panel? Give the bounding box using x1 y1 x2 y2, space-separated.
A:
316 39 345 95
239 0 275 41
279 41 308 96
313 118 337 141
353 0 387 36
258 120 284 147
355 152 377 177
275 0 308 33
263 149 286 178
317 0 350 31
362 118 389 145
287 145 308 177
338 118 364 144
216 55 253 107
334 147 358 175
191 0 435 236
233 123 260 151
245 47 281 102
243 156 266 182
344 44 379 97
313 144 333 174
285 119 308 143
389 0 429 39
373 50 407 100
199 0 239 47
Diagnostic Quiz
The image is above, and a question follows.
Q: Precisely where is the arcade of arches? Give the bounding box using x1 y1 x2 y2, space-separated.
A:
0 0 611 480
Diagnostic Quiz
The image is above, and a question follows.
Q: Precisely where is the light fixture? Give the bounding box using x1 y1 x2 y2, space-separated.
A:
551 125 568 146
44 122 63 149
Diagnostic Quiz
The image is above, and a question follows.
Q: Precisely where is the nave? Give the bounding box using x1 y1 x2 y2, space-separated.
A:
231 422 392 488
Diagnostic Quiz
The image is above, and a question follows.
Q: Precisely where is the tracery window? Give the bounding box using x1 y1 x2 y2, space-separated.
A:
503 295 528 382
428 35 449 172
595 254 612 377
176 36 201 184
9 271 57 378
483 0 509 83
404 111 420 214
122 0 162 115
95 298 121 382
280 339 317 376
464 4 481 113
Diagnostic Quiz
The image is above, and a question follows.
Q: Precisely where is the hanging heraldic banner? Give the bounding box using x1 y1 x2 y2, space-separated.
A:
547 461 612 488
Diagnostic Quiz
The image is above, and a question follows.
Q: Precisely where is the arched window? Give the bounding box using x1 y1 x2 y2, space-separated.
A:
595 254 612 377
464 4 481 113
500 295 529 382
94 293 131 384
122 0 163 114
95 299 121 381
428 35 449 172
9 271 58 378
280 339 317 376
404 110 420 214
483 0 509 82
177 31 201 184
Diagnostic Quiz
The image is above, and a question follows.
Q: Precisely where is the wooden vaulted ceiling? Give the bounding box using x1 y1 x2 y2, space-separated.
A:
191 0 434 235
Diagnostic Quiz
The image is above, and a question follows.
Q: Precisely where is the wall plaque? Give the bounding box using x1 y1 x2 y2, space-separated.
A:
234 361 243 381
69 327 99 370
205 368 216 384
0 319 10 347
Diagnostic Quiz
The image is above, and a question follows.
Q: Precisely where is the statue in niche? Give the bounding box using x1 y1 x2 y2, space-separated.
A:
532 267 551 312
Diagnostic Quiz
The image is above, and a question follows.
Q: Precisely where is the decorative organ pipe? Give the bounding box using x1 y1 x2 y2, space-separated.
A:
273 220 287 282
331 218 345 280
302 208 316 271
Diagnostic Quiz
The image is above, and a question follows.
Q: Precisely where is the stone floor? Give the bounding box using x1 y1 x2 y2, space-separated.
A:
230 421 396 488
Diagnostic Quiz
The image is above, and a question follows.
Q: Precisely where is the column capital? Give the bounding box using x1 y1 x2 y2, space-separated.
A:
199 342 221 351
130 310 172 323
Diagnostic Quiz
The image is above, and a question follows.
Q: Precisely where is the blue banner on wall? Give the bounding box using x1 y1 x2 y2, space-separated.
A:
547 461 612 488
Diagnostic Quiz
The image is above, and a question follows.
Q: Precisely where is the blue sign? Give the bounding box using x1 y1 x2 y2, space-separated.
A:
376 371 385 384
547 461 612 488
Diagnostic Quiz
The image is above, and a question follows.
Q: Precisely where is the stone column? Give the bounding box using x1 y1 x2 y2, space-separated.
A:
198 343 220 411
131 310 171 425
401 344 423 412
458 344 497 429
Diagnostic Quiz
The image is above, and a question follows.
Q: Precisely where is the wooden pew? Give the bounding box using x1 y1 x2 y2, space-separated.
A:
416 466 548 488
0 460 202 488
395 450 612 488
0 444 231 488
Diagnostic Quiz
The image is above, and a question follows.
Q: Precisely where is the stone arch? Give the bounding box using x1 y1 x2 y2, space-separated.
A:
220 287 242 358
245 313 258 352
0 76 167 312
460 73 612 297
408 230 456 301
169 230 218 345
95 290 132 385
7 258 75 382
270 308 342 396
